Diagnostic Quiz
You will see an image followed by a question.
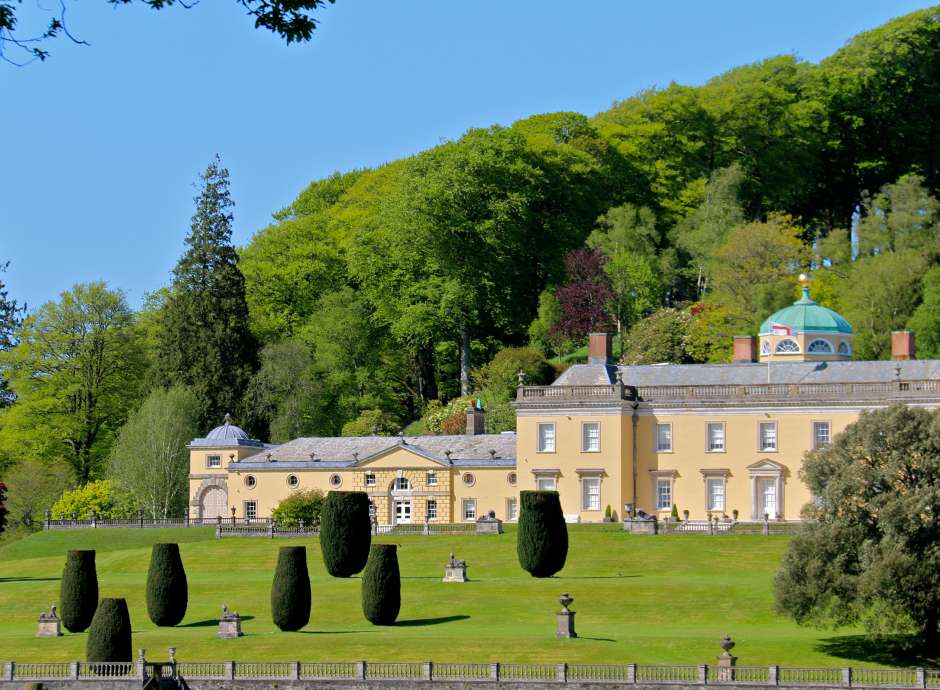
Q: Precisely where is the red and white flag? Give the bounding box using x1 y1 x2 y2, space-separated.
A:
771 323 793 335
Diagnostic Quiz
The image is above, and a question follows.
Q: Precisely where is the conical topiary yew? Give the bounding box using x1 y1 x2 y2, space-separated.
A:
319 491 371 577
517 490 568 577
361 544 400 625
270 546 311 631
86 598 132 662
59 550 99 632
146 543 188 626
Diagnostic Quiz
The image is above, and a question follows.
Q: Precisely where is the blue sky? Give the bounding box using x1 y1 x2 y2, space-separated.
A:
1 0 931 312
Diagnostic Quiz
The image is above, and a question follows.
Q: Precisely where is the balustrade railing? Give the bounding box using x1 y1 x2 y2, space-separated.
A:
4 658 937 686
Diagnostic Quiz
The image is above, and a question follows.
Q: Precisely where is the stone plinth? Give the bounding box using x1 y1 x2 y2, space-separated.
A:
623 518 658 534
475 517 503 535
556 593 576 639
442 553 468 582
37 605 62 637
218 606 243 639
716 634 737 681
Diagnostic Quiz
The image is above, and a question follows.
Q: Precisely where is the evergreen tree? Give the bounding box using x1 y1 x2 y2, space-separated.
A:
0 261 23 409
86 598 132 663
157 156 258 429
270 546 311 631
59 550 99 632
319 491 371 577
517 490 568 577
146 543 188 626
0 482 7 535
361 544 401 625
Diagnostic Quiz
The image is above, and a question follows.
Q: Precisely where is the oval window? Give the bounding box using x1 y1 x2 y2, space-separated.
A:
507 472 517 486
287 474 299 488
244 475 257 489
329 474 342 488
462 472 476 487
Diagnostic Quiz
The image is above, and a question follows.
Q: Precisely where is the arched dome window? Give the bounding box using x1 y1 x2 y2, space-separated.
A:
807 339 833 353
775 339 801 354
760 340 771 355
838 341 851 355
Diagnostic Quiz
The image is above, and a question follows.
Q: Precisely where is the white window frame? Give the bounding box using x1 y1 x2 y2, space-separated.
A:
656 423 673 453
537 423 556 453
812 420 832 449
365 472 376 487
707 477 725 513
462 498 477 522
807 338 833 353
758 421 778 452
707 422 726 452
207 454 222 469
581 421 601 452
393 476 411 491
655 477 672 511
244 501 257 520
775 338 801 354
536 476 557 491
581 476 601 511
426 499 437 520
506 496 518 521
426 470 437 486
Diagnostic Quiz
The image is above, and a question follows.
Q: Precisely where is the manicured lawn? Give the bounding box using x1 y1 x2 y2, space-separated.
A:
0 526 877 666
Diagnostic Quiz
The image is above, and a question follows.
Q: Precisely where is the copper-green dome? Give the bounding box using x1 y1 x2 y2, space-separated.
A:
758 288 853 335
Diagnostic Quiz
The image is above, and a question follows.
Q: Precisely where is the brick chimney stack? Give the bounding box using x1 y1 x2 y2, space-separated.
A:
466 401 484 436
588 332 613 365
891 331 916 361
732 336 758 363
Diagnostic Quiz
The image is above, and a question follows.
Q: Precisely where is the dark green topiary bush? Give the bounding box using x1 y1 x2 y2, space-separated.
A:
517 490 568 577
146 543 188 626
270 546 311 631
59 550 99 632
86 598 132 662
361 544 401 625
319 491 372 577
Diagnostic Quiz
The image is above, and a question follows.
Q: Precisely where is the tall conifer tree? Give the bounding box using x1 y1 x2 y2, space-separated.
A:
158 157 258 429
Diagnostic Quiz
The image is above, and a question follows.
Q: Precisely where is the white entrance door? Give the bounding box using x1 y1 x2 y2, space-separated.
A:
760 479 777 518
395 500 412 524
200 486 227 521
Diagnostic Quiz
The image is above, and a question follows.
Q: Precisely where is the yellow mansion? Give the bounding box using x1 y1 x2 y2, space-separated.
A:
188 289 940 525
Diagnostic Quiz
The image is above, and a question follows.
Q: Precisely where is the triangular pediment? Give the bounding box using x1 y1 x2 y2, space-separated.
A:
355 442 449 469
747 458 787 473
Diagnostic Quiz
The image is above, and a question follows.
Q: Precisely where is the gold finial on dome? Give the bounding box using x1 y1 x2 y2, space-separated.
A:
798 273 809 285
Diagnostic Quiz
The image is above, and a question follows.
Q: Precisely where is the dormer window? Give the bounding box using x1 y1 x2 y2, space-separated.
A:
775 338 801 354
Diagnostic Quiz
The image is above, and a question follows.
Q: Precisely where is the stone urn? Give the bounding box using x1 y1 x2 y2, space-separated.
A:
556 593 576 639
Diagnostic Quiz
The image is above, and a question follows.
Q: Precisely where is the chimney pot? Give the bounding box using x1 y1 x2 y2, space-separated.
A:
892 331 916 361
588 332 613 365
732 336 758 363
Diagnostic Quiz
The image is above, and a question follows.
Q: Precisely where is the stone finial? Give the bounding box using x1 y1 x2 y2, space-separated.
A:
138 649 146 662
168 647 176 663
516 369 526 386
556 593 576 639
719 634 736 657
223 413 233 426
615 368 624 385
489 449 496 458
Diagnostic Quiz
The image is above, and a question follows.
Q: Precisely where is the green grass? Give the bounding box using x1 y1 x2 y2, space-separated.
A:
0 526 883 666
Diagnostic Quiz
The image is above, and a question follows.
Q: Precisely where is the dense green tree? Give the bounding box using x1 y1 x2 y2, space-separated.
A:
85 598 132 662
361 544 401 625
59 550 98 633
0 261 23 409
2 459 71 528
775 404 940 647
908 266 940 359
0 481 6 535
620 308 693 365
857 174 940 256
319 491 371 577
517 490 568 578
270 546 311 631
527 290 569 357
109 386 200 519
0 283 145 482
554 248 613 340
341 409 399 436
50 479 136 519
157 157 258 430
270 489 324 527
245 340 322 442
473 347 554 400
146 543 188 626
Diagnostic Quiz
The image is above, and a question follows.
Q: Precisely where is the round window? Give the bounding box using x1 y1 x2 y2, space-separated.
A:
287 474 299 488
329 474 343 488
462 472 475 487
507 472 517 486
244 475 257 489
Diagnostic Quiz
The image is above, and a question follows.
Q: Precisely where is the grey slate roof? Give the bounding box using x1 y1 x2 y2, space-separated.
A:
233 433 517 470
553 360 940 388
